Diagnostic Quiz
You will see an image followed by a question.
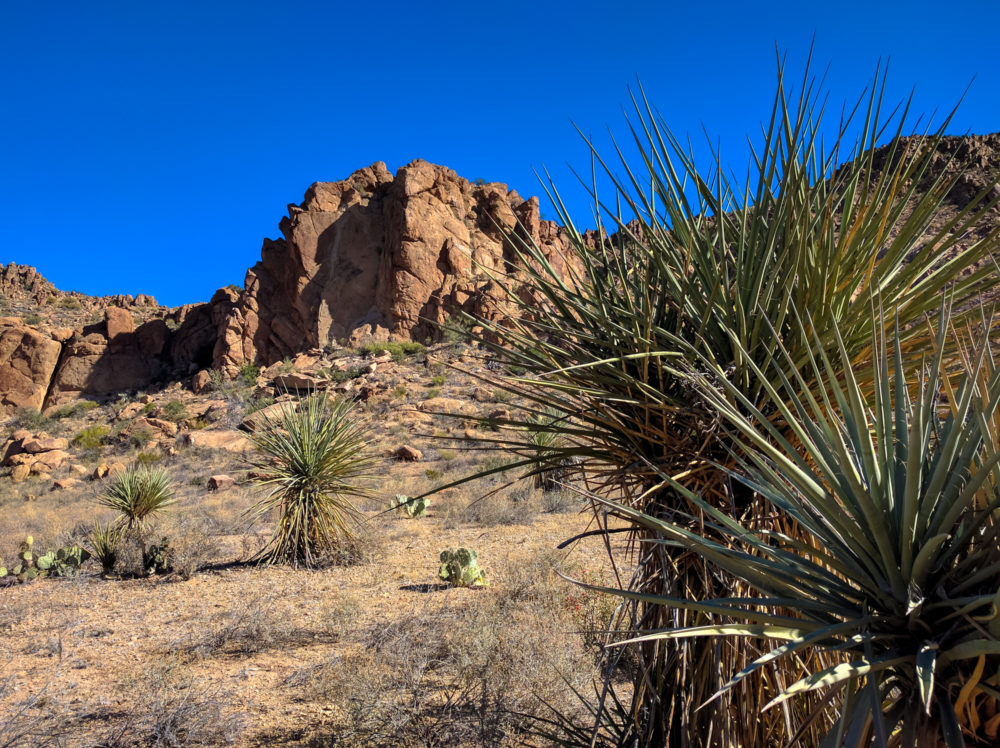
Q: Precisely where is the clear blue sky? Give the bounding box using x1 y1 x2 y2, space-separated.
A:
3 1 999 307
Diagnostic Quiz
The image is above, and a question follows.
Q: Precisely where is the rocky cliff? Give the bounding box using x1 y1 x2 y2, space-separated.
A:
0 160 573 412
209 159 573 374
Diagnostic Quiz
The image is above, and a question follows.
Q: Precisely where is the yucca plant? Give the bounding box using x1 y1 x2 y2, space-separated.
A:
454 54 1000 745
246 393 372 568
97 464 175 534
576 311 1000 746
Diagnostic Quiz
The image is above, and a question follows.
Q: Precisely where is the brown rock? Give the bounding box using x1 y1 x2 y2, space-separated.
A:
33 449 70 469
50 327 74 342
7 453 33 466
191 369 212 394
393 445 423 462
11 429 31 441
487 408 511 423
29 459 53 475
51 478 82 491
139 394 154 404
10 463 30 482
69 463 89 476
105 307 135 352
130 416 178 438
419 397 479 416
116 402 145 421
91 464 110 480
208 474 235 491
108 462 126 476
240 402 291 432
21 436 69 453
273 372 323 391
0 320 63 414
182 430 253 453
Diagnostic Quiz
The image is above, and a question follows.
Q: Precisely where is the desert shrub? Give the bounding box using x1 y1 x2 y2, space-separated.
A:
299 555 597 746
0 676 70 747
237 362 260 386
246 393 372 568
328 367 363 383
128 427 154 449
57 297 80 310
358 341 425 361
21 313 42 325
392 385 407 399
160 400 188 422
97 663 244 746
88 520 121 574
9 407 54 433
52 400 99 419
136 451 162 466
430 374 446 387
72 425 109 450
424 387 440 399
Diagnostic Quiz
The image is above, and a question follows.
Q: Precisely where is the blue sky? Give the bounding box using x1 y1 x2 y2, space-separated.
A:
3 1 999 307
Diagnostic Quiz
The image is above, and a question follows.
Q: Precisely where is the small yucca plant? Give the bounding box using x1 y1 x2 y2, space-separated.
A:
246 393 372 568
88 519 121 574
97 464 175 534
581 311 1000 745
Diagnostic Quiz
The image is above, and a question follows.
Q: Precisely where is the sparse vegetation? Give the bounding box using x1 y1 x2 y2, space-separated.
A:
98 464 175 533
52 400 99 419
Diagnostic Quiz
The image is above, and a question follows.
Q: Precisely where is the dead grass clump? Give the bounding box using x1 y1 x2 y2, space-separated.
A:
0 677 70 747
94 662 244 747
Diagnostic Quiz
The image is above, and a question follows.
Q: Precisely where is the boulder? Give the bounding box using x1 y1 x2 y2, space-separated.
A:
0 320 63 414
393 445 423 462
21 436 69 454
419 397 479 417
191 369 212 394
181 430 252 453
208 474 235 491
51 478 82 491
9 463 29 482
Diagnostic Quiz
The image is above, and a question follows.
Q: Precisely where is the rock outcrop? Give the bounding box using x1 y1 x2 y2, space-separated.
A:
0 318 63 411
209 159 574 373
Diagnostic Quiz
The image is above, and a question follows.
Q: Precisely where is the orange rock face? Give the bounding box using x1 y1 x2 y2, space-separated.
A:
0 320 62 413
210 159 574 370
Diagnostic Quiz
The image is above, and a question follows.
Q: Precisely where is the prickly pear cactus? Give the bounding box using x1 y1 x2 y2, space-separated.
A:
391 494 429 518
439 547 487 587
144 537 173 575
4 536 91 583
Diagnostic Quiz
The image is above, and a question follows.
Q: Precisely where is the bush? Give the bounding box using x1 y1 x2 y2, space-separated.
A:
358 341 425 361
52 400 99 419
9 407 53 432
238 362 260 386
160 399 188 423
72 425 109 450
246 393 373 568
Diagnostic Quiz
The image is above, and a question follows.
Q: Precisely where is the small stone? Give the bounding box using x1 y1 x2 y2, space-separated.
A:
70 464 89 476
394 445 422 462
139 394 154 404
51 478 82 491
91 464 110 480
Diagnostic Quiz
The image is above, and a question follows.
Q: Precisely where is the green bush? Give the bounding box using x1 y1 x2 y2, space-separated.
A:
430 374 446 387
160 400 188 423
9 407 54 432
238 362 261 386
438 548 486 587
21 313 42 326
73 425 110 450
58 297 81 310
358 341 425 362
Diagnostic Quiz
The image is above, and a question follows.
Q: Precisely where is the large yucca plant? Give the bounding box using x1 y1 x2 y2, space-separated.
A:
577 310 1000 746
456 54 1000 745
246 393 372 568
97 464 175 534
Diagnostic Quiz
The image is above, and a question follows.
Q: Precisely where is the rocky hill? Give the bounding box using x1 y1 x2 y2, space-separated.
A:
0 160 574 414
2 134 1000 416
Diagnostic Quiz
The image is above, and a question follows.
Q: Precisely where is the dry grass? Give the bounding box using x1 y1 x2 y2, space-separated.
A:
0 347 624 746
